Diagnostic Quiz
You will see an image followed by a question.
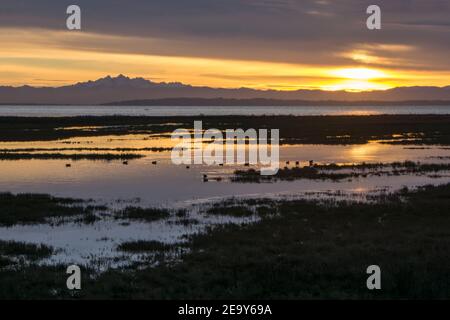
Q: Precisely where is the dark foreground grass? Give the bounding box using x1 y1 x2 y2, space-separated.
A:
0 193 94 226
114 207 171 222
0 240 53 262
118 240 181 253
1 184 450 299
0 265 76 299
206 205 254 217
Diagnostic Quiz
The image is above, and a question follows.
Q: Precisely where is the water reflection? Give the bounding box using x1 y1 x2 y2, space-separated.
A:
1 105 450 117
1 135 450 205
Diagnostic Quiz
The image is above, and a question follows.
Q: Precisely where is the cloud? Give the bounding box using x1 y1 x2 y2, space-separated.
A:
0 0 449 87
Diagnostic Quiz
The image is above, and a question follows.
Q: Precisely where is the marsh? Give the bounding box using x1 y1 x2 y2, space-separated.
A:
1 110 450 298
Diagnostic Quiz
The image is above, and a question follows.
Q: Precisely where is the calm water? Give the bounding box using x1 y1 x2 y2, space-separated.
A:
1 105 450 117
1 134 450 206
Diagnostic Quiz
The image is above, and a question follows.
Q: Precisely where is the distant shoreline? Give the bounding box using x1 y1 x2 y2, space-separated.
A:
2 98 450 107
2 104 450 118
103 98 450 107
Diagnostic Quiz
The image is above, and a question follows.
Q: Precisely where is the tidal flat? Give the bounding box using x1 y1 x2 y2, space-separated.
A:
2 114 450 144
1 114 450 298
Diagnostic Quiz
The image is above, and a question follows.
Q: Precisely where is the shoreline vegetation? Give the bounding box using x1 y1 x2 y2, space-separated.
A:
233 161 450 182
0 241 54 267
0 193 97 226
0 193 184 227
0 183 449 298
0 114 450 145
0 153 145 161
0 147 172 152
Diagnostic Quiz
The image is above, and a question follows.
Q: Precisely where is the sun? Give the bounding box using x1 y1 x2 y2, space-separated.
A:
332 68 387 80
323 67 392 91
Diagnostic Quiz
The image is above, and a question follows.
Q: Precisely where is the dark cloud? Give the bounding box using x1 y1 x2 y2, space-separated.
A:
0 0 449 69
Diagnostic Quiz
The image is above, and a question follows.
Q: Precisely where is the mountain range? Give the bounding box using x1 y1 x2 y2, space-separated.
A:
1 75 450 105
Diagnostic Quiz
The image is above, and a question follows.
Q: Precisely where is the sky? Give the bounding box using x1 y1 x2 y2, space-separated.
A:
1 0 450 91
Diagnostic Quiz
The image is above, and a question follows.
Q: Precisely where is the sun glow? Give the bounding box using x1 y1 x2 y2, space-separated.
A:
348 143 382 162
323 80 391 92
323 68 392 91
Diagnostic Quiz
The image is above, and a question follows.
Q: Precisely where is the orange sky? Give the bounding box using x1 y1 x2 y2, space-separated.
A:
1 0 450 92
0 28 450 91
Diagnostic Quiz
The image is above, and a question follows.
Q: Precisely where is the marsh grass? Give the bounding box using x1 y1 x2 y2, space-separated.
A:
115 207 171 222
169 218 200 226
83 183 450 299
0 193 96 226
117 240 182 253
0 240 53 262
0 153 144 161
233 167 353 182
233 161 450 182
205 198 279 218
0 147 171 152
0 264 82 299
0 256 12 268
206 205 254 217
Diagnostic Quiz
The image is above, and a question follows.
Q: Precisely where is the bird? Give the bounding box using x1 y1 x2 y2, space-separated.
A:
123 161 128 165
65 163 71 168
152 161 157 165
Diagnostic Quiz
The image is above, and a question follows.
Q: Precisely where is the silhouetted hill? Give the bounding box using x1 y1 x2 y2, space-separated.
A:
1 75 450 105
